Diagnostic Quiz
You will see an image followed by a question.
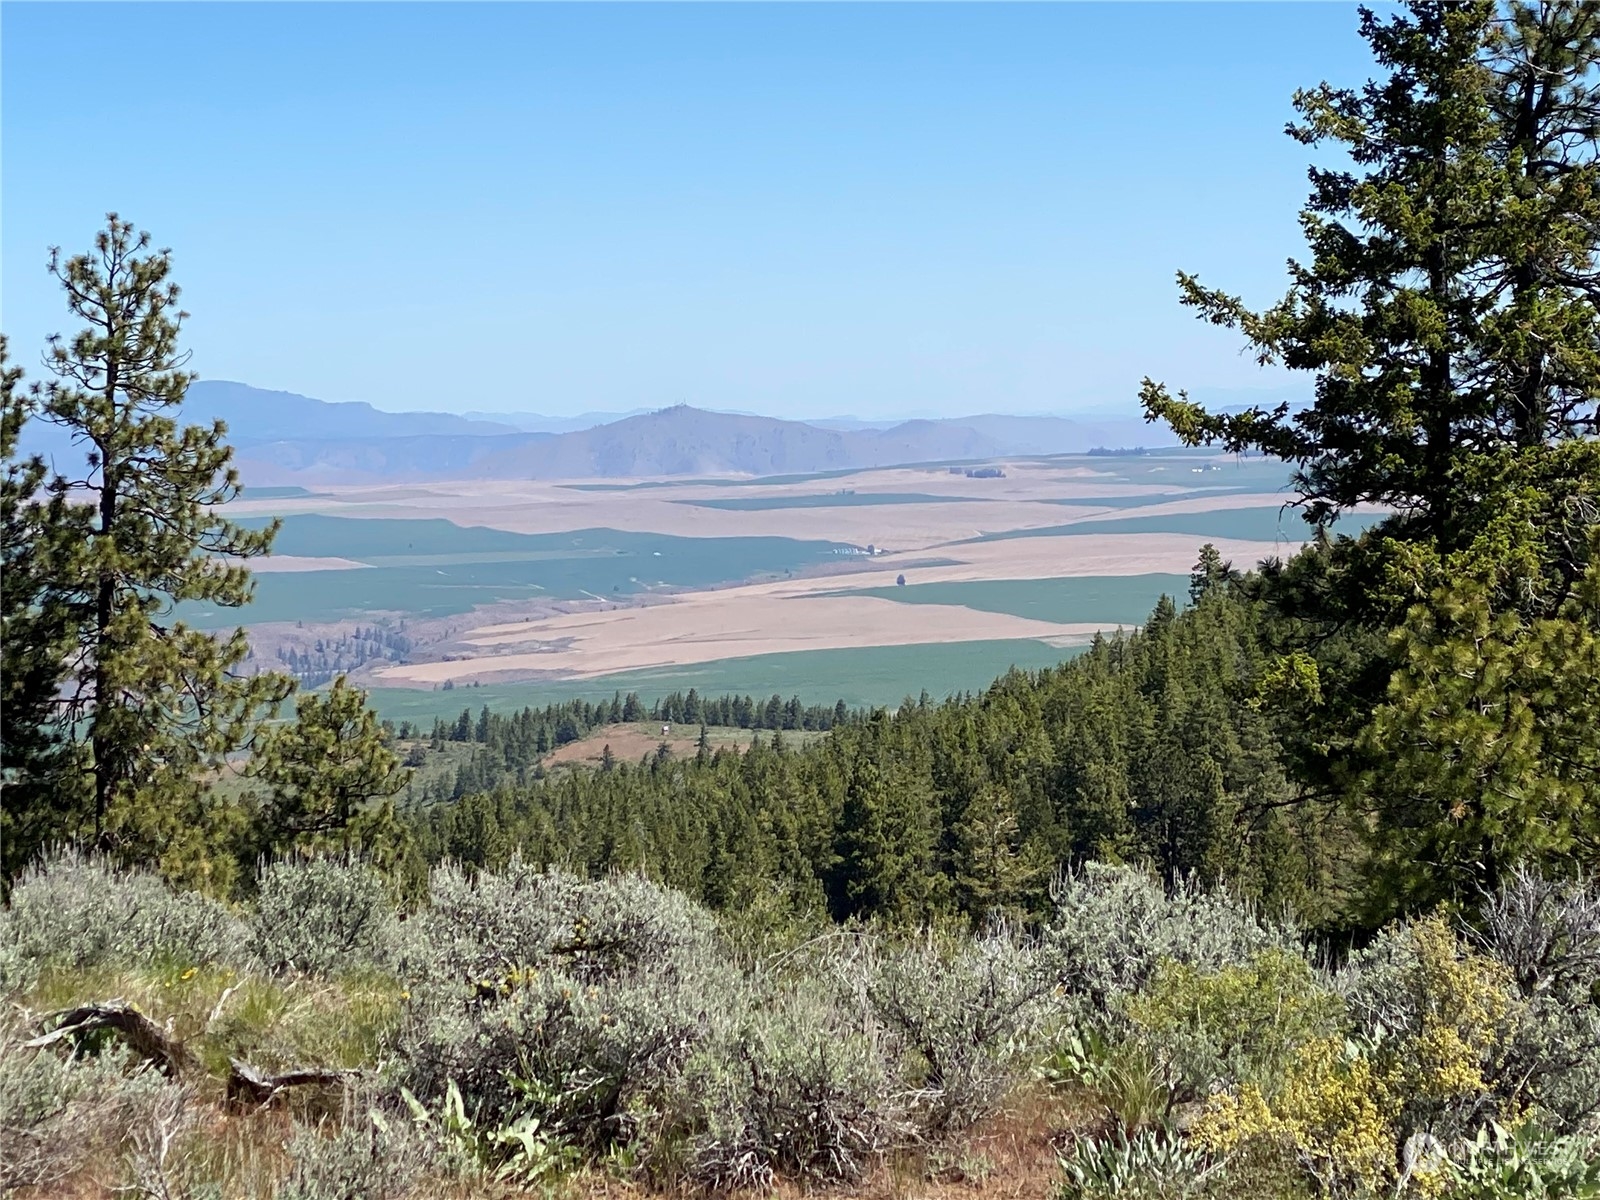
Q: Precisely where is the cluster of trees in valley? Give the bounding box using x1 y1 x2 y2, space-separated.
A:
273 624 414 688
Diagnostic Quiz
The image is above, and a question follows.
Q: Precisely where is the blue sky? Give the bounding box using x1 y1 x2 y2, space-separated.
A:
3 3 1374 420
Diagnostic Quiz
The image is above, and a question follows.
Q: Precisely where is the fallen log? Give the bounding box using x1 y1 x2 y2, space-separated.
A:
25 1001 195 1078
226 1057 359 1108
24 1000 357 1110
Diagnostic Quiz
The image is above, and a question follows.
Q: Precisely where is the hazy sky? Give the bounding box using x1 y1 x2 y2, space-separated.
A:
3 3 1375 419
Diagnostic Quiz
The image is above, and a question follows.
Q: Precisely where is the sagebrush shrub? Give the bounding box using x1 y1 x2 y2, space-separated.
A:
279 1108 440 1200
1041 864 1301 1020
864 925 1054 1132
1477 870 1600 1130
395 863 736 1147
1479 869 1600 1001
252 857 398 977
395 859 720 989
395 865 940 1189
406 960 728 1140
0 851 250 986
680 978 899 1189
0 1016 174 1192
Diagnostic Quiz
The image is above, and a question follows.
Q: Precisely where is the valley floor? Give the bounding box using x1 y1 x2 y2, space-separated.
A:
218 452 1381 715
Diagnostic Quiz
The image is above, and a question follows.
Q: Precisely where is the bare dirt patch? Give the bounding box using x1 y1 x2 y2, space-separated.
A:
542 723 783 769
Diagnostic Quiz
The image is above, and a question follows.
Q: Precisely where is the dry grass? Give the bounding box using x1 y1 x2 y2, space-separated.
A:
542 722 764 768
22 962 405 1093
8 1088 1075 1200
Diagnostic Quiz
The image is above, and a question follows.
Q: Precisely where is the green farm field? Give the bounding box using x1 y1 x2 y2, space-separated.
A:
222 454 1321 704
832 574 1189 623
363 638 1090 723
184 517 851 628
967 504 1385 545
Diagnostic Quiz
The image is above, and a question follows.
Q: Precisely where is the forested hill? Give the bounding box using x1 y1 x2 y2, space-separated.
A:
403 557 1357 929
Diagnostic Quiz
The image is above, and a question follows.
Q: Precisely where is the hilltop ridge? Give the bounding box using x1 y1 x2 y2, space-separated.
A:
103 384 1166 484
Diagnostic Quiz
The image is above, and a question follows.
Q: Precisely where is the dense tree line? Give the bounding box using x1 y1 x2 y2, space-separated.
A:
428 688 848 751
403 561 1359 929
275 624 414 688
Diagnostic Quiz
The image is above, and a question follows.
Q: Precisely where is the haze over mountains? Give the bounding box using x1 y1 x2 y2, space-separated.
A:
22 380 1180 484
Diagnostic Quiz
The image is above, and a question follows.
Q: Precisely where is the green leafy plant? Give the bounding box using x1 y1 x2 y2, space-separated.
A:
1056 1127 1222 1200
1443 1122 1600 1200
1041 1026 1115 1092
492 1111 580 1187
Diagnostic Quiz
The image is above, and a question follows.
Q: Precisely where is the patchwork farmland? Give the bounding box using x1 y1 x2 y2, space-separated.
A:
220 449 1356 717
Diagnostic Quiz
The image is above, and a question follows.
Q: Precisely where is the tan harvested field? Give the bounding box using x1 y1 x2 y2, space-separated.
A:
762 532 1290 589
371 532 1285 685
232 460 1293 552
377 600 1104 684
248 555 371 573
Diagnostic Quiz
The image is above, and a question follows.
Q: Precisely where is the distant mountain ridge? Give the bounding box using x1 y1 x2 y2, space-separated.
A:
466 404 1011 480
186 381 521 440
17 380 1175 484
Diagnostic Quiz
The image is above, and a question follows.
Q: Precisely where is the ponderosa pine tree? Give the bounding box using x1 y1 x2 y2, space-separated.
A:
1142 2 1598 546
1140 2 1600 914
250 675 412 858
35 215 293 884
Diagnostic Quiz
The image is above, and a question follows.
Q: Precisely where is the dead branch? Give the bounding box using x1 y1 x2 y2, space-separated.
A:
225 1057 358 1108
26 1001 195 1078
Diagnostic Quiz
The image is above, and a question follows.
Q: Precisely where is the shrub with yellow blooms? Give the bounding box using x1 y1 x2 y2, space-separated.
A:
1192 918 1525 1198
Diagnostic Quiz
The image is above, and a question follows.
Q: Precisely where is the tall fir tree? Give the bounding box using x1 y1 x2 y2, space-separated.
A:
1140 3 1600 914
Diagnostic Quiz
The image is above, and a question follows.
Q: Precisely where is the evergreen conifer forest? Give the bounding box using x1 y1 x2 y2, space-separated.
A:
3 3 1599 1197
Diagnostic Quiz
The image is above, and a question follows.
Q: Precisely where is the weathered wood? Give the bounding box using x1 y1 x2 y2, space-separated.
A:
225 1057 358 1108
26 1001 195 1078
24 1000 355 1111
